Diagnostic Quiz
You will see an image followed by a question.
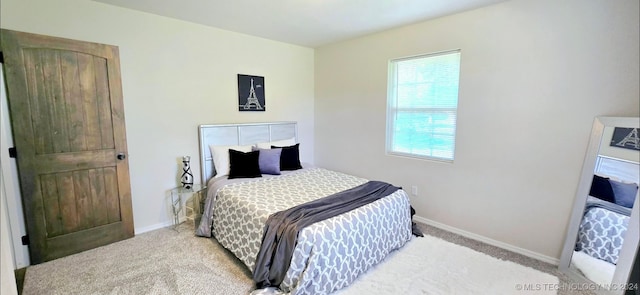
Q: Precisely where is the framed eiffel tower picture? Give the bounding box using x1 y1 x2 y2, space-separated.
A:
610 127 640 151
238 74 265 111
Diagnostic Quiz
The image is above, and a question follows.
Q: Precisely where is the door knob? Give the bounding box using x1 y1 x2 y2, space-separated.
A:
116 153 126 160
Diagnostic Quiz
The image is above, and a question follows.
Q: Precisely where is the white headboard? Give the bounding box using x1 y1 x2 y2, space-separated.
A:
595 155 640 184
198 122 298 183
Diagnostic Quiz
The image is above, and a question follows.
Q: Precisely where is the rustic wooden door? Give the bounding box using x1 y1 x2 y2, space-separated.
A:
0 29 134 264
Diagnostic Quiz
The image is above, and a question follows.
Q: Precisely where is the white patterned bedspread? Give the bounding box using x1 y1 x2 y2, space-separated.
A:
199 168 412 295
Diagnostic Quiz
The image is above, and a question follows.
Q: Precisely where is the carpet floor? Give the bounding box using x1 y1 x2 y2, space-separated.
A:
22 222 594 295
334 235 559 295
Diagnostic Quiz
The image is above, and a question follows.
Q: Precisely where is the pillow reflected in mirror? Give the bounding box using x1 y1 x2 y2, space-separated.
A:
609 180 638 208
589 175 615 203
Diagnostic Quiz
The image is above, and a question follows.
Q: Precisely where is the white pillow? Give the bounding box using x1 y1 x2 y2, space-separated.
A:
209 144 253 177
256 137 296 149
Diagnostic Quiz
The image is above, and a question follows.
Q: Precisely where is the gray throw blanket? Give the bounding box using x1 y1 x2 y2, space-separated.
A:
252 180 401 288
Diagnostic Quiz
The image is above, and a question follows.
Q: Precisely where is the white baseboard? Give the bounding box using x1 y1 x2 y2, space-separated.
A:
134 220 174 235
414 215 559 265
134 214 193 235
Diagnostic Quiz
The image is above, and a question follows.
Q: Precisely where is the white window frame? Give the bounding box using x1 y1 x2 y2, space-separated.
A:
386 50 461 162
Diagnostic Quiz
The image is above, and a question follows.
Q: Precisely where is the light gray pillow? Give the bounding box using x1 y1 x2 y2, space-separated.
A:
252 147 282 175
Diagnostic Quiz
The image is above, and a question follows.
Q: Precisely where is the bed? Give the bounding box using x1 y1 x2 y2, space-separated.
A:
194 122 414 295
571 156 639 286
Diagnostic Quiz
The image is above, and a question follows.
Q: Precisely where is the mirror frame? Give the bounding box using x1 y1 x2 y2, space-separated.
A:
559 116 640 294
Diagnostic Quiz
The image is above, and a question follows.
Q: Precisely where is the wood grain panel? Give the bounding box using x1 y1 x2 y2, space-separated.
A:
27 50 55 154
41 174 62 237
2 30 48 262
42 50 71 153
45 222 127 261
93 57 115 149
60 51 87 152
103 167 121 223
114 163 133 236
56 172 78 234
89 169 108 226
77 53 101 151
72 170 92 230
34 150 116 174
105 47 134 237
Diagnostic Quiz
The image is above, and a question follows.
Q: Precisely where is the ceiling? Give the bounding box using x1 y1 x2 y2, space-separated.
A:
93 0 508 48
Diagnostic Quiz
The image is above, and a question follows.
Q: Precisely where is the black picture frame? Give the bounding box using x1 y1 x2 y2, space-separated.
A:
238 74 265 112
610 127 640 151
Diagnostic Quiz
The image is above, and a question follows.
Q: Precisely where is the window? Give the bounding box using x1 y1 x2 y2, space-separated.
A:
386 50 461 161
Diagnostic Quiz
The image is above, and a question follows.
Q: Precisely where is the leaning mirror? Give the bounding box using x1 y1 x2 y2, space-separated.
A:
559 116 639 294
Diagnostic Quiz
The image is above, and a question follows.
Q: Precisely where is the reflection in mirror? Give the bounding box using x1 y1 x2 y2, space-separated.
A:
560 117 640 294
571 126 638 286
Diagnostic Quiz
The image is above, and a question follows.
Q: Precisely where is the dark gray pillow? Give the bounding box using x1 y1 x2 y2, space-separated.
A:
272 143 302 171
589 175 615 203
252 147 282 175
610 180 638 208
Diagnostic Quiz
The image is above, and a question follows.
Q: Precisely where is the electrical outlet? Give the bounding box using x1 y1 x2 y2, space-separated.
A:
411 185 418 196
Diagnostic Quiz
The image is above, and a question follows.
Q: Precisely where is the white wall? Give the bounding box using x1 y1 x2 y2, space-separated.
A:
315 0 639 261
0 0 315 239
